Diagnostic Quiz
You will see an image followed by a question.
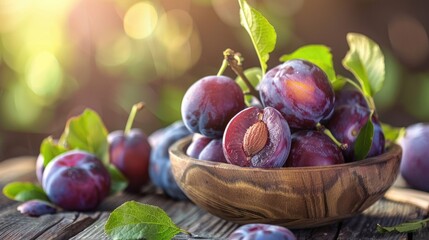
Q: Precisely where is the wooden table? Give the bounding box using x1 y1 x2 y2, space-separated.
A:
0 157 428 240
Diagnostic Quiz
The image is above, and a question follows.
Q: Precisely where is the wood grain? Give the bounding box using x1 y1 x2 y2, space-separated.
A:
170 137 402 228
1 154 429 239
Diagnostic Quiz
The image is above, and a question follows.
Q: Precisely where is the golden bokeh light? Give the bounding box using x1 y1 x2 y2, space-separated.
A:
156 9 194 49
25 51 63 99
96 35 132 67
123 2 158 39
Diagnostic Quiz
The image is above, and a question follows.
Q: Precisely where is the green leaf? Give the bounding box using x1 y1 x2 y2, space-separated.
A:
333 75 348 91
279 44 343 88
3 182 49 202
235 67 262 105
40 136 68 167
342 33 385 96
61 109 109 165
238 0 276 75
377 218 429 233
107 164 128 195
381 123 406 143
354 118 374 160
105 201 185 240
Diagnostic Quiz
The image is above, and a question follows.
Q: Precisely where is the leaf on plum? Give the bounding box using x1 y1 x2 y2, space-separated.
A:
342 33 385 97
107 164 128 195
2 182 49 202
61 109 109 165
354 118 374 161
40 136 68 167
238 0 276 75
105 201 185 240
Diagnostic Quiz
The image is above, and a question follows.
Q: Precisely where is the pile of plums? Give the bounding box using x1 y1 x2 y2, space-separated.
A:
181 59 386 168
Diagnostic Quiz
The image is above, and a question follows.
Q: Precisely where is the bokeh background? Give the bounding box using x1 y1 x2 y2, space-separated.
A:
0 0 428 161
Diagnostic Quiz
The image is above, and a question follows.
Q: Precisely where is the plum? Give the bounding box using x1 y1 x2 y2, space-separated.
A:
186 135 227 163
198 139 228 163
223 106 291 168
17 200 57 217
399 123 429 192
186 134 211 159
108 102 151 193
108 129 151 193
334 88 368 109
228 224 296 240
259 59 335 129
181 75 246 138
326 105 385 162
149 121 191 200
285 130 344 167
42 150 110 211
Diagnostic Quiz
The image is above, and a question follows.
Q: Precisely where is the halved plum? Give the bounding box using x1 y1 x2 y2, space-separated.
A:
223 106 291 168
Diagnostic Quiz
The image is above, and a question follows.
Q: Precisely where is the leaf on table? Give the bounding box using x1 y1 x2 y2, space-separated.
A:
107 164 128 195
2 182 49 202
342 33 385 97
60 109 109 165
238 0 276 75
105 201 185 240
354 118 374 160
40 136 68 167
377 218 429 233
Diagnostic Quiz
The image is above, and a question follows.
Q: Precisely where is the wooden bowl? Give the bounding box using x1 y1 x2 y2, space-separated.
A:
169 136 402 229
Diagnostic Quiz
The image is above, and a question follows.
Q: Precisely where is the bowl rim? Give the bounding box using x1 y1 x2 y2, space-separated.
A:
169 136 402 173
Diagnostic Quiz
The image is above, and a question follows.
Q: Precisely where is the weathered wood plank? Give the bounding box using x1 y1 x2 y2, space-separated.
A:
1 156 429 240
337 199 424 240
70 212 111 240
292 222 340 240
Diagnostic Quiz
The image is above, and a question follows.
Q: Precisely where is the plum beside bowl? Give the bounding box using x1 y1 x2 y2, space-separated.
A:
169 136 402 229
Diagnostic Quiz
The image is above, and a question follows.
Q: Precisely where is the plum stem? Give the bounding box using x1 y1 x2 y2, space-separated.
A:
223 48 261 103
217 59 228 76
316 123 348 150
124 102 145 135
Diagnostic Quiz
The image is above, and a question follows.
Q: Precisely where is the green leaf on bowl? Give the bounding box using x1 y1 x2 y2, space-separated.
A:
377 218 429 233
354 118 374 161
238 0 276 75
107 164 128 195
105 201 186 240
2 182 49 202
280 44 345 90
60 109 109 165
40 136 68 167
342 33 385 97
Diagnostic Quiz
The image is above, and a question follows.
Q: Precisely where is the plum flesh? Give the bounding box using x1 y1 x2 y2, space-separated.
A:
285 130 344 167
259 59 335 129
181 75 246 138
223 106 291 168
